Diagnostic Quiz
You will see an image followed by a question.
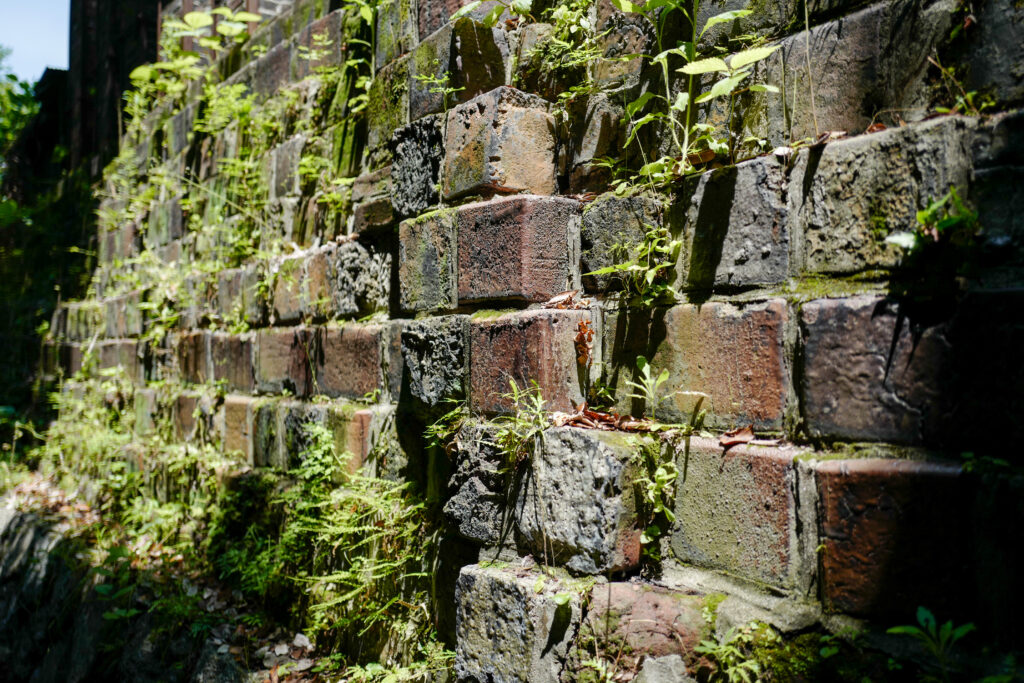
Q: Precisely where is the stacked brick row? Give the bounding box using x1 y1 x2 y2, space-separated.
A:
43 0 1024 674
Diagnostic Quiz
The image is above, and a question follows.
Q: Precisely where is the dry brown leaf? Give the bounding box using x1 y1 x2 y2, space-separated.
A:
719 425 755 450
866 122 887 133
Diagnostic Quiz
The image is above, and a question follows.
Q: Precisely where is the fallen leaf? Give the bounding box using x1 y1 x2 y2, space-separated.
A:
719 425 755 450
866 122 887 133
687 148 716 165
574 320 595 365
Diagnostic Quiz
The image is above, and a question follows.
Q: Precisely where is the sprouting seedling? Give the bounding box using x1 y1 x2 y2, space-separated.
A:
626 355 670 418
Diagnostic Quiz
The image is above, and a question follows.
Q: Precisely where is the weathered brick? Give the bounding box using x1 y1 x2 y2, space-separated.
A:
580 193 662 292
401 315 469 409
789 117 974 275
670 438 807 589
291 9 345 81
254 327 312 396
409 18 508 121
442 87 556 201
133 388 158 436
455 564 583 683
350 166 393 233
593 0 654 88
375 0 417 72
271 135 306 200
216 268 244 321
272 254 305 324
814 457 967 618
674 156 788 289
391 114 444 219
565 93 624 193
961 0 1024 107
223 394 256 463
603 299 789 429
254 40 292 98
174 392 200 442
418 0 504 42
325 239 391 319
469 309 589 414
209 332 255 393
314 324 383 399
177 331 211 385
398 208 458 313
457 195 581 304
800 296 946 444
97 340 143 382
366 55 410 161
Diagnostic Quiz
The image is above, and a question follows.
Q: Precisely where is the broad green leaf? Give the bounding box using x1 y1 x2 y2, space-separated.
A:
482 3 505 27
700 9 752 37
216 21 246 37
183 11 214 29
450 0 482 20
626 91 656 119
199 36 223 50
748 83 779 93
694 73 745 102
671 91 689 112
729 45 779 69
884 232 917 249
610 0 642 14
552 592 572 606
234 11 262 22
360 5 374 23
210 7 233 17
678 57 728 75
129 65 154 82
624 111 663 147
511 0 532 15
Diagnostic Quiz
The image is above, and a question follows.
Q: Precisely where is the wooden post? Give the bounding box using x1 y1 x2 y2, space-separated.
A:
246 0 259 35
182 0 194 53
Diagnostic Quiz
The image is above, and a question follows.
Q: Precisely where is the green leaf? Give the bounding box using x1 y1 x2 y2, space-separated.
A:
450 0 482 20
217 21 247 37
610 0 642 13
884 232 918 250
694 73 745 103
952 622 976 641
552 592 572 606
671 91 690 111
511 0 532 15
624 112 662 148
678 57 729 75
481 3 505 27
183 11 214 29
210 7 233 17
748 83 779 93
360 5 374 23
700 9 752 37
886 625 923 636
234 11 262 22
729 45 779 69
626 91 656 119
129 65 154 82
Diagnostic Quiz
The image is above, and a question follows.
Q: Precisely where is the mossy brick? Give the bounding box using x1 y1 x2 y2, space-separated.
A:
59 343 84 377
291 9 346 81
813 457 968 618
401 315 470 410
565 93 624 193
366 55 410 161
252 398 282 467
210 332 255 393
254 40 293 99
133 388 158 436
580 193 662 293
670 437 810 590
97 340 143 382
271 134 306 200
593 0 654 88
418 0 506 41
602 299 789 429
743 0 957 146
518 427 643 574
674 156 788 289
215 268 243 321
788 116 974 275
302 247 332 320
456 195 581 305
177 331 211 385
398 208 459 313
165 103 196 157
174 392 201 442
576 583 707 674
469 309 589 414
222 394 256 463
800 295 947 444
351 166 394 233
146 197 183 248
409 18 509 121
391 114 444 219
254 327 313 396
442 87 557 201
455 564 583 683
272 254 305 325
325 239 391 319
375 0 417 72
313 324 384 399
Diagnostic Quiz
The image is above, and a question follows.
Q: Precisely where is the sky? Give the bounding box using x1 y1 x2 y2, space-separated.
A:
0 0 71 83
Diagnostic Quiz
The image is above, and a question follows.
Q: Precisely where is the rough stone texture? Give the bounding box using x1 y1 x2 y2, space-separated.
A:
272 255 305 324
814 458 968 618
351 166 394 233
401 315 469 408
178 332 211 385
366 55 410 161
800 296 947 444
375 0 417 73
971 112 1024 288
745 0 957 145
271 134 306 200
442 87 556 200
398 208 458 313
409 19 509 121
326 240 391 319
391 114 444 219
314 324 383 399
254 327 312 396
457 195 581 304
254 40 292 98
417 0 505 43
222 395 255 463
565 93 625 193
209 333 255 393
578 583 706 674
469 309 589 414
675 156 788 289
516 427 642 574
670 438 804 589
455 564 583 683
961 0 1024 107
603 299 789 429
789 116 974 275
444 422 506 544
634 655 696 683
581 193 663 292
593 0 654 88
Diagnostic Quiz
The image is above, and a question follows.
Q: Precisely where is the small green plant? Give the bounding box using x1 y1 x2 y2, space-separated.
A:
696 622 772 683
297 31 336 75
450 0 535 27
885 186 980 255
929 54 993 117
493 379 548 466
424 398 470 453
625 355 670 418
631 436 677 545
887 606 975 682
413 58 465 112
585 224 681 306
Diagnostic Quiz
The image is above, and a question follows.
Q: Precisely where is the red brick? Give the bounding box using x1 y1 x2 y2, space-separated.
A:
351 166 393 233
314 325 384 399
210 332 255 393
670 438 805 589
97 339 142 382
398 208 459 313
177 331 211 385
469 309 589 414
222 395 256 463
272 255 304 324
814 458 968 618
254 327 312 396
457 196 580 305
174 393 200 441
604 299 789 428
